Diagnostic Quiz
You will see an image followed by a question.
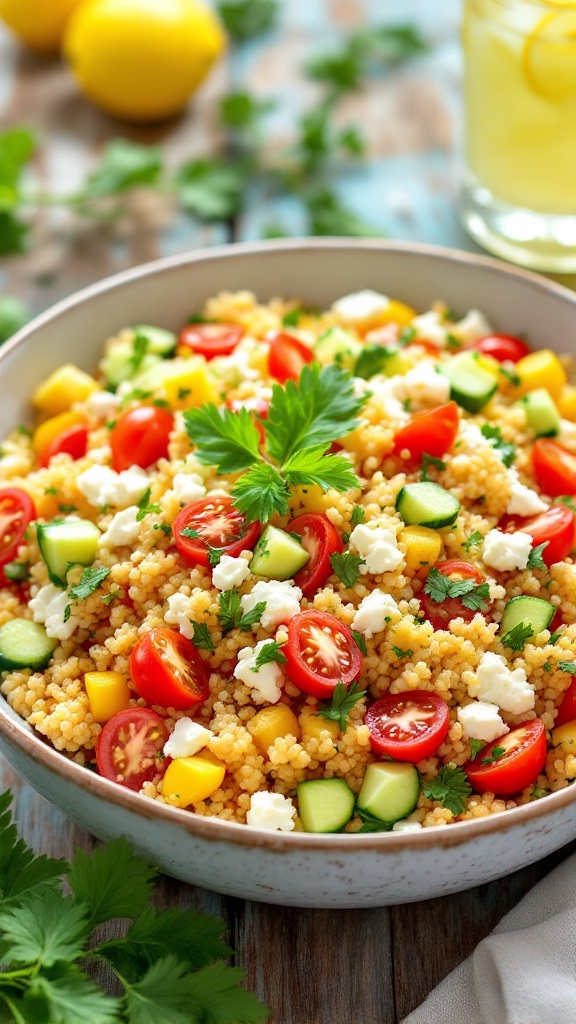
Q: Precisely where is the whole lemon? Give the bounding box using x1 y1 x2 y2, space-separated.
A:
0 0 83 53
64 0 225 123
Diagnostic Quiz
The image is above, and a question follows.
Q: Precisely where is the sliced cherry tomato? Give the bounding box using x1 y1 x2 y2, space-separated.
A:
465 719 546 795
289 513 343 598
392 401 460 461
365 690 450 763
556 678 576 728
0 488 36 585
178 322 244 360
267 331 314 383
285 610 362 698
96 708 169 790
173 495 262 569
110 405 173 472
472 334 531 363
500 504 575 566
227 396 269 444
38 423 88 468
129 627 209 710
533 439 576 497
420 559 489 631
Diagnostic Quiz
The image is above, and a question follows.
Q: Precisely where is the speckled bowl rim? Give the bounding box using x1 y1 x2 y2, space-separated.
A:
1 237 576 853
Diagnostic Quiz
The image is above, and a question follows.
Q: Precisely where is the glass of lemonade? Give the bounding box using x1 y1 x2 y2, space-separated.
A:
460 0 576 271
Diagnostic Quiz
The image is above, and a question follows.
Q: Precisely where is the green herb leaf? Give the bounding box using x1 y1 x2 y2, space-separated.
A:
306 23 427 95
469 738 485 761
353 344 397 380
231 462 290 523
68 567 111 602
283 444 360 493
282 308 302 327
305 185 379 237
66 836 156 930
391 645 413 660
329 550 365 588
422 764 472 816
355 807 395 833
558 661 576 675
350 505 365 527
481 745 506 765
549 630 562 645
0 792 63 907
82 139 162 200
251 640 287 671
217 0 279 40
189 621 215 652
208 547 224 567
184 403 262 474
2 560 30 582
421 453 446 481
423 568 490 613
0 890 89 967
217 590 266 635
499 365 521 387
501 620 534 651
351 630 368 655
22 964 121 1024
480 423 516 467
527 541 549 570
219 90 276 132
318 680 367 731
0 295 27 343
463 530 483 553
175 158 250 220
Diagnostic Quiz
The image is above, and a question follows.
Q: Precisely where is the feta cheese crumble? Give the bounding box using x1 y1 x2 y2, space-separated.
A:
99 506 142 548
349 523 404 575
457 701 510 743
482 529 533 572
351 590 401 638
29 584 78 641
212 555 251 592
391 361 451 406
240 579 302 630
468 651 535 715
163 718 211 759
77 464 149 508
246 791 296 831
164 592 201 640
332 289 390 324
234 640 285 703
506 472 548 517
170 473 206 505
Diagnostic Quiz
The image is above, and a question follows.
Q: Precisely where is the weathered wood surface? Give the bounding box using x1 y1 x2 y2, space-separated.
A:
1 2 576 1021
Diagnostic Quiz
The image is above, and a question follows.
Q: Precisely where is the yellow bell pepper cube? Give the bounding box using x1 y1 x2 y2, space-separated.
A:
300 711 339 743
33 365 100 416
557 385 576 422
248 705 301 755
401 525 443 571
161 752 226 808
552 721 576 748
513 350 567 398
32 410 86 455
156 358 217 409
84 671 132 723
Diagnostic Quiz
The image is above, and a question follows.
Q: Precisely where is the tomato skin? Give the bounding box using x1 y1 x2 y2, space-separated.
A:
500 504 575 566
289 513 343 598
533 439 576 497
365 690 450 763
110 405 173 472
285 610 362 698
420 560 488 631
465 719 546 795
129 628 209 711
267 331 314 383
178 322 244 360
0 488 36 586
173 495 261 569
96 708 169 791
472 334 531 363
38 423 88 468
392 401 460 461
556 678 576 728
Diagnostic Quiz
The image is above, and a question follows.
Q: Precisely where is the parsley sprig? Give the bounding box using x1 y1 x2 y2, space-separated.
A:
329 550 365 588
251 640 287 671
501 620 534 651
184 364 365 523
480 424 516 467
526 542 548 571
423 567 490 613
68 566 111 602
422 764 472 816
318 680 367 731
0 792 268 1023
217 590 266 635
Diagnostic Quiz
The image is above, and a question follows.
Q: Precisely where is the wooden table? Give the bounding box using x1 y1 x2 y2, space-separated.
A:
1 3 575 1021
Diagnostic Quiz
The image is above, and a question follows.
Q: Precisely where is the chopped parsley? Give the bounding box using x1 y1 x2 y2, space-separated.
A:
480 423 516 467
549 630 562 645
469 738 485 761
251 640 287 671
423 567 490 613
217 590 266 635
329 550 365 588
350 505 365 527
68 566 111 601
422 763 473 816
355 807 395 833
481 745 506 766
463 530 483 553
391 645 413 660
558 661 576 675
180 526 199 539
526 541 549 571
2 560 30 582
351 630 368 655
421 453 446 481
282 308 302 327
500 620 534 651
189 621 215 651
318 680 367 732
208 547 224 567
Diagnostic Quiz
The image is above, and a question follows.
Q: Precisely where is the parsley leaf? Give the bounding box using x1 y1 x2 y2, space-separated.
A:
350 505 365 527
216 0 279 41
318 680 367 731
175 157 250 220
283 444 359 492
329 550 365 587
219 91 276 133
189 621 215 651
81 139 162 199
68 566 111 602
559 661 576 675
526 541 549 570
351 630 368 655
0 890 90 966
305 184 378 237
251 640 287 671
422 764 472 816
463 530 483 553
481 745 506 765
306 23 427 96
423 568 490 613
184 403 261 474
353 344 397 380
549 630 562 645
232 462 290 523
501 620 534 651
421 453 446 481
355 808 395 833
217 590 266 635
0 791 63 907
469 738 485 761
480 423 516 467
66 836 156 930
2 560 30 582
208 547 224 567
391 645 413 660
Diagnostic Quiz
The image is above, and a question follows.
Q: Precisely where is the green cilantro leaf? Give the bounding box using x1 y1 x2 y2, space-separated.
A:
189 621 215 652
480 423 516 467
318 680 367 731
184 403 262 474
216 0 279 40
463 530 483 553
351 630 368 655
329 551 365 588
0 890 89 967
82 139 162 200
527 541 549 570
305 23 427 95
251 640 287 671
283 444 360 492
68 567 111 602
175 157 250 220
469 738 485 761
66 836 156 930
355 808 395 833
559 661 576 675
421 453 446 481
231 462 290 523
217 590 267 635
422 764 472 816
557 495 576 512
501 620 534 651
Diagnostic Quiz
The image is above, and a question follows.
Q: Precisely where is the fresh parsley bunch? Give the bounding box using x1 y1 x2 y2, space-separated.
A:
0 792 268 1023
184 363 366 524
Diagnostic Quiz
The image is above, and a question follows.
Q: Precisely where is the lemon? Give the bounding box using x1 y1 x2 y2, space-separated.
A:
0 0 83 53
64 0 225 123
522 8 576 101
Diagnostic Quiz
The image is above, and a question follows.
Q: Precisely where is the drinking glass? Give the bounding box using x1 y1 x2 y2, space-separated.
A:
460 0 576 272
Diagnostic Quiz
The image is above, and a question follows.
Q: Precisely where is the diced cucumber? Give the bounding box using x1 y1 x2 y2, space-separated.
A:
0 619 56 671
250 525 309 580
37 519 101 587
133 324 177 356
396 482 460 529
520 388 560 438
297 778 356 833
101 339 162 390
354 344 407 380
356 762 420 824
441 351 498 413
499 595 555 638
314 327 362 370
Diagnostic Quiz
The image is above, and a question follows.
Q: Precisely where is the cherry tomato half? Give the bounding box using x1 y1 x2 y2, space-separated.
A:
533 439 576 497
129 627 209 710
500 504 575 566
392 401 460 462
96 708 169 791
289 513 343 598
420 560 489 631
267 331 314 383
0 487 36 585
465 719 546 795
178 322 244 361
472 334 531 363
110 405 173 472
173 495 262 569
38 423 89 468
285 610 362 698
556 678 576 729
365 690 450 763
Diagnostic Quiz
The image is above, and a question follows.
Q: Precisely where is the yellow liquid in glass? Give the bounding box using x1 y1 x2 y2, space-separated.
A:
464 0 576 214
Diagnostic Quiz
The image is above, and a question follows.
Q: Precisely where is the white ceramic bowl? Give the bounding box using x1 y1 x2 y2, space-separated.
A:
1 239 575 908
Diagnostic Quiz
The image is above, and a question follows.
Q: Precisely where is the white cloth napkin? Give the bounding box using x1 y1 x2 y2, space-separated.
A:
402 852 576 1024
